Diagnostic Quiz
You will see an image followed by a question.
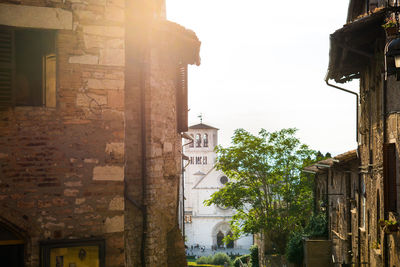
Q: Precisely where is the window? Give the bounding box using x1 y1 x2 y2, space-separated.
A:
0 28 56 108
203 134 208 147
189 134 194 148
40 239 105 267
195 156 202 164
220 176 228 185
361 175 366 228
203 156 207 165
217 231 224 248
195 134 201 147
383 143 397 213
226 231 234 248
176 63 188 132
184 215 192 224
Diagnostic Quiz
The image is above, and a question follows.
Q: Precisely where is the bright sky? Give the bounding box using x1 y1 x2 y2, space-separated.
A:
167 0 359 156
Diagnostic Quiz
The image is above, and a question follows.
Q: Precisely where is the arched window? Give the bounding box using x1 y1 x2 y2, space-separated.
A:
217 231 224 248
226 231 234 248
203 134 208 147
195 134 201 147
189 134 194 148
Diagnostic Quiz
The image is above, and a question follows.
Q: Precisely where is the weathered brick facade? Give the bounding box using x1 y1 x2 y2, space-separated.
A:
325 1 400 266
0 0 200 266
306 151 358 266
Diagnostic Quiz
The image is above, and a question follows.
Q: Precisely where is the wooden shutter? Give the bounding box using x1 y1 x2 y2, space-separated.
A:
176 63 188 133
0 29 14 108
43 54 56 108
384 143 397 213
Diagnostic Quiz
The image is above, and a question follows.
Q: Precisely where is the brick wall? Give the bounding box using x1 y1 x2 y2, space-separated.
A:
0 0 126 266
0 0 198 266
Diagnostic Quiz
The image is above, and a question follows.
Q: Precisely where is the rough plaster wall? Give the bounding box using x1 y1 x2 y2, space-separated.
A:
0 0 126 266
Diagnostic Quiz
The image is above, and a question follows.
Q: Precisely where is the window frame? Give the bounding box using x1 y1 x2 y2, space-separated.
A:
0 26 57 109
195 134 201 147
203 133 208 147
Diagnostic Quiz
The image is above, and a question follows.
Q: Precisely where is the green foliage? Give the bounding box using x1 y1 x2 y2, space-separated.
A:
196 253 233 266
249 245 259 267
233 255 250 267
285 229 304 265
205 128 317 254
196 256 212 265
304 213 328 238
211 252 232 265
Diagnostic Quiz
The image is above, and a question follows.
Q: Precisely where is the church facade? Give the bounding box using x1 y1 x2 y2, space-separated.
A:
183 123 253 250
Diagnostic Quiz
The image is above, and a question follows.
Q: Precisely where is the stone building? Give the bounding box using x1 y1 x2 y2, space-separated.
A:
183 123 252 252
326 1 400 266
305 150 358 266
0 0 200 266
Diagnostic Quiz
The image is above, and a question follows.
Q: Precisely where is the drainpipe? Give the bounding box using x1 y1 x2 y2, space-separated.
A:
383 33 390 267
180 134 194 240
357 171 361 267
124 20 149 267
325 77 359 144
140 37 148 267
345 171 352 265
325 77 361 266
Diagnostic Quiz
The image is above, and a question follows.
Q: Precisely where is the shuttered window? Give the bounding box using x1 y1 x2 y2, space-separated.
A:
0 27 56 109
0 29 14 108
383 143 397 213
176 63 188 133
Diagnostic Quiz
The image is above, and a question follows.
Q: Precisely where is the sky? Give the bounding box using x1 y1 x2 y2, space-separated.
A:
166 0 359 156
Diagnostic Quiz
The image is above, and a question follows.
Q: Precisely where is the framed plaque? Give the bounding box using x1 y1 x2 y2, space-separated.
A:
40 238 105 267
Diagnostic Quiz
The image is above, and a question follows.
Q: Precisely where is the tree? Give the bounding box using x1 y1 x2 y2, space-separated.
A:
205 128 316 255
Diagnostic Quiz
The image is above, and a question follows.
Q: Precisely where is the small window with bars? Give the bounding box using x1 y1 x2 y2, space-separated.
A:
195 156 202 164
0 27 56 109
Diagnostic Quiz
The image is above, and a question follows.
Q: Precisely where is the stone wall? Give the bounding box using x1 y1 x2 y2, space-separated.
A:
0 0 198 266
0 0 126 266
124 9 189 265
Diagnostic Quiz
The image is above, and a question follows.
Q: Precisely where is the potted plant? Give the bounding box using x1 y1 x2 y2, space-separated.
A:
382 17 398 36
383 220 399 233
371 241 381 250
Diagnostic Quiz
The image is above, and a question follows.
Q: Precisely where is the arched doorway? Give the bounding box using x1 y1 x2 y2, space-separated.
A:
226 231 234 248
217 231 224 248
0 223 25 267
